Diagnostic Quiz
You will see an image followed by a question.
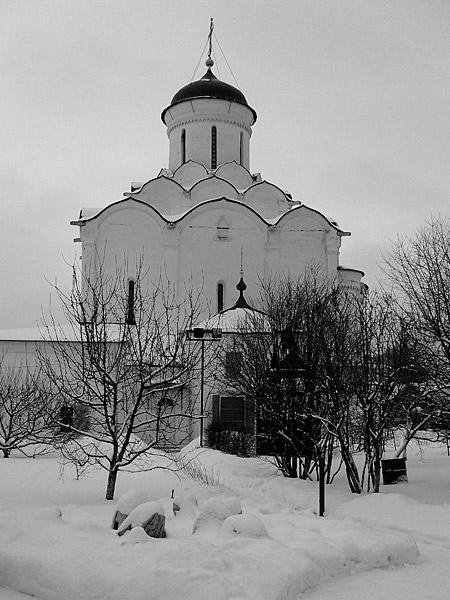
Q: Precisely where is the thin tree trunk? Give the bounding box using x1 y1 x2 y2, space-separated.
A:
285 455 297 478
372 443 382 493
394 414 433 458
342 448 362 493
106 467 119 500
2 448 10 458
301 454 313 479
325 439 334 484
334 429 362 493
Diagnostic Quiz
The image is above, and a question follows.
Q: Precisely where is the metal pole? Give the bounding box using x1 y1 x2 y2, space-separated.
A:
319 454 325 517
155 405 161 445
200 338 205 447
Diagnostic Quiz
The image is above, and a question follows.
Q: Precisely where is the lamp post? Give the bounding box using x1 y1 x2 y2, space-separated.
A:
271 327 326 515
186 327 222 447
318 452 325 517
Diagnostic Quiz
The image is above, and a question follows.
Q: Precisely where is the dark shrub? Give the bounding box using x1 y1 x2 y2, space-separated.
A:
206 421 254 457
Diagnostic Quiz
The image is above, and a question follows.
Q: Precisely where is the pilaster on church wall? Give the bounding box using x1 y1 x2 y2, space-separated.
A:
264 226 281 276
161 223 181 296
80 222 97 286
325 232 342 278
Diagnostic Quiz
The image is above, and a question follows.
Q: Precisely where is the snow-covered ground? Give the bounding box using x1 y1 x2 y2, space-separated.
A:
0 440 449 600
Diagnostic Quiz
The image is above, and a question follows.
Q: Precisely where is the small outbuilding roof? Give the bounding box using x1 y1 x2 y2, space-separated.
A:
196 277 270 334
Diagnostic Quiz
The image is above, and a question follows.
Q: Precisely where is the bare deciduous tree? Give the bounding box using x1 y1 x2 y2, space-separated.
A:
40 263 205 499
383 216 450 460
216 275 440 494
219 273 340 480
350 292 443 492
385 216 450 388
0 357 57 458
315 290 363 493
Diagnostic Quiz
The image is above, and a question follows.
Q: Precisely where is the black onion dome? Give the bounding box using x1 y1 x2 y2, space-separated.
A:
161 68 257 124
172 68 247 104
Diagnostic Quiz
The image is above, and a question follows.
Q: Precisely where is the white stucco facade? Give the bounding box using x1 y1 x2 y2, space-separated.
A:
71 65 364 316
0 59 366 451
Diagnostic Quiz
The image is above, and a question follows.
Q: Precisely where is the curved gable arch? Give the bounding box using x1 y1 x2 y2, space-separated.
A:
273 205 346 278
215 161 253 189
243 180 290 219
173 160 208 187
87 200 167 282
189 176 239 205
174 197 269 233
94 198 168 227
133 176 185 214
275 204 345 233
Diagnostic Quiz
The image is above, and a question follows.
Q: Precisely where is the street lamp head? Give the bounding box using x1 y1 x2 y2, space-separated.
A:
192 328 205 339
188 327 222 340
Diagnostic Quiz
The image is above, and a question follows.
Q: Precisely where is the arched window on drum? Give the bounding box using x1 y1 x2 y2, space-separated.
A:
126 279 136 325
181 128 186 164
217 281 225 313
211 126 217 169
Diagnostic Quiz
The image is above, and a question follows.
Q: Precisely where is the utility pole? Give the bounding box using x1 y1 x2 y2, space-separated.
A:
187 327 222 447
318 453 326 517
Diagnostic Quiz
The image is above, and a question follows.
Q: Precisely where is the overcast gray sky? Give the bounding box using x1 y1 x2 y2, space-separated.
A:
1 0 449 328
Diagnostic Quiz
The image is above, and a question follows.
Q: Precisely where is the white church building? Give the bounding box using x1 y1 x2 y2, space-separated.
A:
71 56 364 317
0 49 364 448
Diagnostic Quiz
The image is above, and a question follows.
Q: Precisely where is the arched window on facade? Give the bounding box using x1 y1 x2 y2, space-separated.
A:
126 279 136 325
211 126 217 169
181 128 186 164
239 131 244 166
217 281 224 313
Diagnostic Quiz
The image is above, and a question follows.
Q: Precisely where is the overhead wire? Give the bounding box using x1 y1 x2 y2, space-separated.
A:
190 20 241 88
212 48 220 79
190 36 209 82
213 32 241 89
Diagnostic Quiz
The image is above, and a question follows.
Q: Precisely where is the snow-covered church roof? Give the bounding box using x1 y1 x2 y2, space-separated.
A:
72 160 349 237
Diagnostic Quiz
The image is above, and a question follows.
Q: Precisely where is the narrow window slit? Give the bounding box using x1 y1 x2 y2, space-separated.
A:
126 280 136 325
181 129 186 164
211 126 217 169
217 282 224 312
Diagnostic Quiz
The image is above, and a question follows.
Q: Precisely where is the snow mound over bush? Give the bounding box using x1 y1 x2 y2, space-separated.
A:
117 501 165 534
222 514 269 538
113 489 178 528
115 488 153 515
0 507 417 600
192 496 242 534
120 526 152 545
0 450 421 600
